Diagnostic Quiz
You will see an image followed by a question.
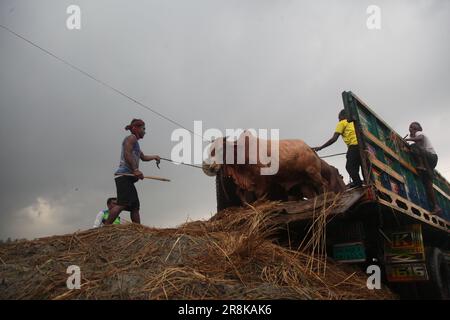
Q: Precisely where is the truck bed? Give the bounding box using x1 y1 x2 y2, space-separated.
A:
269 187 367 225
342 91 450 232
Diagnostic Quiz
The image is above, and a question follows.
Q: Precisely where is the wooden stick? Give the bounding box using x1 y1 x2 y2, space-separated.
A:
115 173 171 182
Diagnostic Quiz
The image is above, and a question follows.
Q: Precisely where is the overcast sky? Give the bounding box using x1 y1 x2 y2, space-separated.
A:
1 0 449 240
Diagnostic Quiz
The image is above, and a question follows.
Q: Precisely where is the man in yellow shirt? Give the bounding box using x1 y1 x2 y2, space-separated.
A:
313 109 362 188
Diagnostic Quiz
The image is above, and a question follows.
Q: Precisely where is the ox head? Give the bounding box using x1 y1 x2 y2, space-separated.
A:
202 130 278 176
202 132 254 176
202 137 230 177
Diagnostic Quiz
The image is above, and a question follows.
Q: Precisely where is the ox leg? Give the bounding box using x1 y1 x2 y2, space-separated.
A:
236 188 257 205
300 184 317 200
254 190 269 202
287 184 308 201
305 166 329 195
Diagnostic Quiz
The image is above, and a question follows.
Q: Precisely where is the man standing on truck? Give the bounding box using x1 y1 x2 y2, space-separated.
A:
313 109 363 189
405 122 442 216
104 119 160 225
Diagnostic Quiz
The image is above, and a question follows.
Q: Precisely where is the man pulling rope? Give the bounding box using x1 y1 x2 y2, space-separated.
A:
105 119 161 225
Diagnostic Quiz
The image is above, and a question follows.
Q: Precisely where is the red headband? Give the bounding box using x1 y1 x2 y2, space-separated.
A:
125 119 145 131
125 119 145 138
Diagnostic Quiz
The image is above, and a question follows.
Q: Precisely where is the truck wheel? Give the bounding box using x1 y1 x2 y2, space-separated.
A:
420 247 450 300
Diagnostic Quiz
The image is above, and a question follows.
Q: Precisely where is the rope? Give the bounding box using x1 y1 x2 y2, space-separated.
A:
160 151 347 170
160 157 203 169
319 152 346 159
0 23 206 141
1 24 350 168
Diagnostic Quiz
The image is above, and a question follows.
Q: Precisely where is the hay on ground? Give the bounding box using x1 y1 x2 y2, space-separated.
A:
0 201 396 300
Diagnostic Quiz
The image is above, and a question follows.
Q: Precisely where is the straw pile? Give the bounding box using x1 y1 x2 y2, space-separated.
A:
0 201 396 300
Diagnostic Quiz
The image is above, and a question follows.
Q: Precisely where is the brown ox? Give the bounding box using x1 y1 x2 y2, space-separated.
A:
320 159 346 193
203 132 345 205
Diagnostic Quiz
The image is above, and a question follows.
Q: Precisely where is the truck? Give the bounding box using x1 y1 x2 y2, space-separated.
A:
214 91 450 299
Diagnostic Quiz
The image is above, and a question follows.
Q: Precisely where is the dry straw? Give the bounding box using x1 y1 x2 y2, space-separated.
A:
0 200 396 300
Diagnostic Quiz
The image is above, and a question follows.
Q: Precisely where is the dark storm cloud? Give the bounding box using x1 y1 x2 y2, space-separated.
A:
0 0 449 239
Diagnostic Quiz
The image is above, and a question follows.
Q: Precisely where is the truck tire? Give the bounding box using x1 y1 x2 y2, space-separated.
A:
420 247 450 300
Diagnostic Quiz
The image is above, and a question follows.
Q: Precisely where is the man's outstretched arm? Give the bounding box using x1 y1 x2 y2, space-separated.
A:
140 152 160 162
313 132 340 151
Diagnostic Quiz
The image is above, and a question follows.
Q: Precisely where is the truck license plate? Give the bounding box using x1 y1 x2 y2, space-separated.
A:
385 263 429 282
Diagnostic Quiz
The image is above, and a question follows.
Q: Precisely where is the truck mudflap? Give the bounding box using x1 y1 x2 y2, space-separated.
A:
384 224 429 282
